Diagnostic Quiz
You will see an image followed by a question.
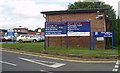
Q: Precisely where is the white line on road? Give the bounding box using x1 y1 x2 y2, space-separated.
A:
114 65 119 68
31 59 65 68
0 61 17 66
116 60 119 65
112 60 119 72
40 70 53 73
19 57 65 68
112 69 118 72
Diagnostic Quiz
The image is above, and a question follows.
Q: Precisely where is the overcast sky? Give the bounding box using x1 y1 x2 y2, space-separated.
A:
0 0 119 30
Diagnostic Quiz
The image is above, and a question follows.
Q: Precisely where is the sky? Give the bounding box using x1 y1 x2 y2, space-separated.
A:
0 0 119 30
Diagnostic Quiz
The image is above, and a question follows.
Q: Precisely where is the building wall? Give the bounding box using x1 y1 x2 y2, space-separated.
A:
45 12 106 49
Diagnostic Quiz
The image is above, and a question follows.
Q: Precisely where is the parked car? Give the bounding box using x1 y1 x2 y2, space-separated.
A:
4 36 12 41
16 34 42 43
4 36 16 42
36 35 45 41
41 35 45 41
0 36 6 42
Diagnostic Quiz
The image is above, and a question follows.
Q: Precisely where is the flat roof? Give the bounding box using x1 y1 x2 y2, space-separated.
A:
41 8 108 15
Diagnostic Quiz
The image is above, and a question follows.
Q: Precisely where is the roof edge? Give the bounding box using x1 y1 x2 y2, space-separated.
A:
41 8 108 15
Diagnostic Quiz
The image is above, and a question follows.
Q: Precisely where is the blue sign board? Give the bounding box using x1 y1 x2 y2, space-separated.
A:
91 32 114 50
46 22 67 35
46 20 90 36
67 20 90 32
93 32 113 37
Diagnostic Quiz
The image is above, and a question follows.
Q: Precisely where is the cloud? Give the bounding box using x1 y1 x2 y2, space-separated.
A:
0 7 3 12
0 0 118 30
4 0 67 17
0 0 6 5
0 0 68 30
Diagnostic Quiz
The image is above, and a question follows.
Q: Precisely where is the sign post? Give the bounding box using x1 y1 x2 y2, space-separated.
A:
112 32 114 50
92 32 114 50
44 22 46 49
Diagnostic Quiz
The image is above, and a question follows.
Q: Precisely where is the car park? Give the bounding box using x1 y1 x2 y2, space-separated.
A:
16 34 42 43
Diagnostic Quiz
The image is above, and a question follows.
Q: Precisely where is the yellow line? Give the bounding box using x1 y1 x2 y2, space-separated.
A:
1 49 117 63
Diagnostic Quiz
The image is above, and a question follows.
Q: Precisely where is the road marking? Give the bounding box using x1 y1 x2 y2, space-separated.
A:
116 60 119 65
114 65 119 68
0 61 17 66
19 57 65 68
40 70 53 73
40 70 46 72
112 69 118 72
112 60 119 72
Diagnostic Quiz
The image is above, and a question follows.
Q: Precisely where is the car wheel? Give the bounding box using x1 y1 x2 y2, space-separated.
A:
18 39 23 43
33 39 37 42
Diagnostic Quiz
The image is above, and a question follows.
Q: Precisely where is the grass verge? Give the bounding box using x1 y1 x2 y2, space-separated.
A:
1 42 118 57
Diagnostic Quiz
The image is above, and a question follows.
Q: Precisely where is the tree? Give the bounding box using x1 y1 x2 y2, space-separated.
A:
34 28 44 32
68 1 116 19
41 28 44 32
68 1 118 46
35 28 41 32
28 29 34 32
117 16 120 45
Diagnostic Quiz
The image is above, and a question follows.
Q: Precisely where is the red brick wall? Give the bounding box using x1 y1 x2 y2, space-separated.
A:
45 12 106 49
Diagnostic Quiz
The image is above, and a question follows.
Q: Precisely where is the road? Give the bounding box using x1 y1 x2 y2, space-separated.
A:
0 48 119 73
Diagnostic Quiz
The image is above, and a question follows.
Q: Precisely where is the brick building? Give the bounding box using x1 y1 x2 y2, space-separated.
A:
13 26 28 33
41 8 109 49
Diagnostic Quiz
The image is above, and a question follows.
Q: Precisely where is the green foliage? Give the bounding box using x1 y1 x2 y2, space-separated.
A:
109 16 120 46
28 29 34 32
68 2 116 19
41 28 44 32
117 16 120 45
34 27 41 32
68 1 119 46
34 28 44 32
2 43 118 56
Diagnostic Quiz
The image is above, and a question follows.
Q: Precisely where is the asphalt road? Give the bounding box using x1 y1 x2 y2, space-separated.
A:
0 49 119 72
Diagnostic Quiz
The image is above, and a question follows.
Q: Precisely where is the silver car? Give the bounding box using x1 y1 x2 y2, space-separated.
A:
16 34 42 43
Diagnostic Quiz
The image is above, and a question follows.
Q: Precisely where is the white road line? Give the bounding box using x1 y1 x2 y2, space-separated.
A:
112 60 119 72
112 69 118 72
31 59 65 68
19 57 65 68
114 65 119 68
40 70 53 73
50 63 65 68
116 60 119 65
40 70 46 72
0 61 17 66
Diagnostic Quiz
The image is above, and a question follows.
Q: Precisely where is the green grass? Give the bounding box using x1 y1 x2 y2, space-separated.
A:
1 42 119 57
